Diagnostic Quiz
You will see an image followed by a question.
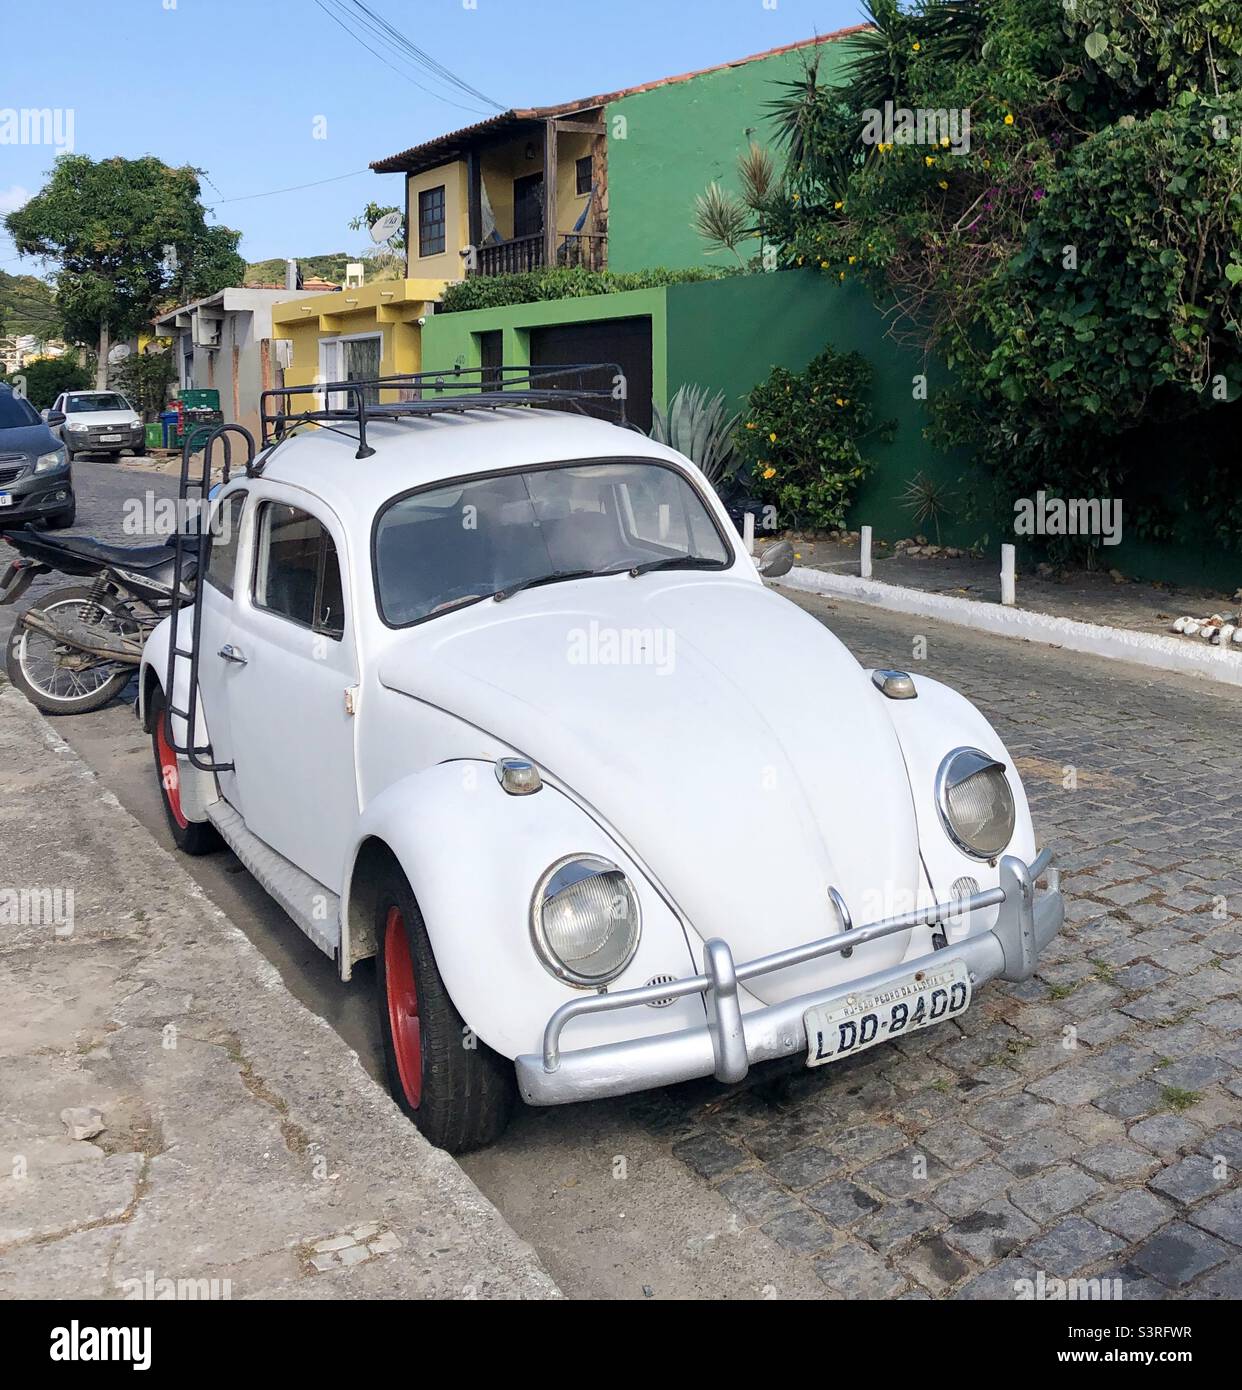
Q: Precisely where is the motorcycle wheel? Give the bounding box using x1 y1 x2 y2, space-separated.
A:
5 585 138 715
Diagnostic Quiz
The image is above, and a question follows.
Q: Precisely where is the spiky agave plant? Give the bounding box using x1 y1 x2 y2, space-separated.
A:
898 469 956 544
692 182 752 266
650 384 741 488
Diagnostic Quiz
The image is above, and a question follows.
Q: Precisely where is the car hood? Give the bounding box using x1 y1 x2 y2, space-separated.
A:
0 423 59 457
378 574 921 1000
65 411 140 427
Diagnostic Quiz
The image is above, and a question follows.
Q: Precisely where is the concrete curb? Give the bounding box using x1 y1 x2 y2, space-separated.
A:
0 684 560 1300
778 565 1242 690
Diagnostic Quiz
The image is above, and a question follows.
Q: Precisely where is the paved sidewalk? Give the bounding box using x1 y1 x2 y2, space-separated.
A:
0 685 558 1300
790 535 1239 637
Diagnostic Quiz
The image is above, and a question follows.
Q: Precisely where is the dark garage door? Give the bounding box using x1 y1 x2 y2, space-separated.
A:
528 317 653 431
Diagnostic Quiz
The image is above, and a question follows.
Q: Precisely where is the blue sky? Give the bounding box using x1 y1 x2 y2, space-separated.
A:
0 0 861 277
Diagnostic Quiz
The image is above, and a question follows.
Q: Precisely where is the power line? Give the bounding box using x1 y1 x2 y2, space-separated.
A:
205 167 373 207
345 0 505 111
310 0 502 117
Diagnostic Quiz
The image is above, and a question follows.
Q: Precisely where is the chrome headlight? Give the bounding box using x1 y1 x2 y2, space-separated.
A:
35 447 67 472
531 855 641 987
67 422 88 432
935 747 1016 860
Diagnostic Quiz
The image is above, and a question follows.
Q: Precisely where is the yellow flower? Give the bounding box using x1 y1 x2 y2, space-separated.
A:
848 255 856 264
938 179 948 190
745 421 756 430
762 467 776 480
838 271 846 281
835 397 845 406
792 192 800 201
796 255 803 265
940 137 950 148
834 200 844 210
912 41 921 51
820 259 829 268
794 552 802 560
924 155 935 167
769 432 777 443
982 158 991 169
1004 113 1014 125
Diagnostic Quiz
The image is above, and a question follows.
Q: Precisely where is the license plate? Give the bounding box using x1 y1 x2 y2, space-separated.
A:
0 493 11 507
805 959 971 1067
99 433 122 443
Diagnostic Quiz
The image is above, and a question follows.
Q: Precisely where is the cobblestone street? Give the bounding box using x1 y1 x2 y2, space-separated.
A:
612 589 1242 1300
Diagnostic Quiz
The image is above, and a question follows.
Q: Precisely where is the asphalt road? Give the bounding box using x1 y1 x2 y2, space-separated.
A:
5 460 1240 1300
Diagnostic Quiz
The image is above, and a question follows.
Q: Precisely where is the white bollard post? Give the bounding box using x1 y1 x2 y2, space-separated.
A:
743 510 755 556
1000 543 1016 606
860 525 873 580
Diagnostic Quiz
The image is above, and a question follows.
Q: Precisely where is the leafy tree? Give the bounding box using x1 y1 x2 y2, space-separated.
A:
5 155 245 388
767 0 1242 557
0 353 91 411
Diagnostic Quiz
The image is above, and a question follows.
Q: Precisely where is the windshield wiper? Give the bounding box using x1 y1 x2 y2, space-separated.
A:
625 554 723 577
492 568 599 602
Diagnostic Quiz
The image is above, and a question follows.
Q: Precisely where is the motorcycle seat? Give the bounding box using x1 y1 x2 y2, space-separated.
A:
33 532 181 571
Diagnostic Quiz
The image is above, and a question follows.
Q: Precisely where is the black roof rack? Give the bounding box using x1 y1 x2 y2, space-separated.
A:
259 362 628 462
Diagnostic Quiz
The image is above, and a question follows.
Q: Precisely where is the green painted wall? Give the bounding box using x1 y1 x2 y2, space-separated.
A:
604 38 857 275
665 270 968 542
421 287 669 402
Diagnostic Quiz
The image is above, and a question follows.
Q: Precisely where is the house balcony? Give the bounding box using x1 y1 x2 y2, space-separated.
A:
470 231 607 277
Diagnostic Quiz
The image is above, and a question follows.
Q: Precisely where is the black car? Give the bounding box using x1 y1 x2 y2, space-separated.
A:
0 385 75 529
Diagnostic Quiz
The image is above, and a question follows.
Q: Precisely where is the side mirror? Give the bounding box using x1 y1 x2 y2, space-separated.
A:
755 538 794 579
46 411 66 426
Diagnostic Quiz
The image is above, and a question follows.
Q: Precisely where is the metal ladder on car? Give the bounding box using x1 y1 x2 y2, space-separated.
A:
162 423 255 773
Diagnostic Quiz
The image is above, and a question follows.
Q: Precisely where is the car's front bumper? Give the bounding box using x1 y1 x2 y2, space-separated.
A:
0 465 74 521
516 850 1063 1106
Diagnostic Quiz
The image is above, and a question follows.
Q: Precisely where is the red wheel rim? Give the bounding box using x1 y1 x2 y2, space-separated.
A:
154 715 187 829
384 906 422 1109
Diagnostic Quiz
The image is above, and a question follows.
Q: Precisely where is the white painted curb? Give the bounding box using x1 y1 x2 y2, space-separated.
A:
777 566 1242 690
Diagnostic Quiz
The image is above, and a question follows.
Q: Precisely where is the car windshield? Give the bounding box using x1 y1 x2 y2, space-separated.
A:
67 394 130 413
374 459 732 625
0 392 40 428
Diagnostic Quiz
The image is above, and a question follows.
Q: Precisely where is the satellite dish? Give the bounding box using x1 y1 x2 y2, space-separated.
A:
369 210 403 244
108 344 132 364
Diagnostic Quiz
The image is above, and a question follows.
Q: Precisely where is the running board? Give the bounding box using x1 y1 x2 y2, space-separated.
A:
205 800 341 962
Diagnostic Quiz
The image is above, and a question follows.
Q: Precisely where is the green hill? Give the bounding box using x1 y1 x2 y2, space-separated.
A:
0 269 59 337
243 252 351 286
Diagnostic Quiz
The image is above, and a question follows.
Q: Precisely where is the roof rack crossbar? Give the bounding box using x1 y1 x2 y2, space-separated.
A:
258 362 626 463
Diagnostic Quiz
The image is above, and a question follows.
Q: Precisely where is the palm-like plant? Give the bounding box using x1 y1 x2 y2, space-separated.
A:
692 182 752 266
650 384 741 488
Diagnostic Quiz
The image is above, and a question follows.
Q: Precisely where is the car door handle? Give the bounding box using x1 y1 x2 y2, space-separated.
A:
217 644 247 666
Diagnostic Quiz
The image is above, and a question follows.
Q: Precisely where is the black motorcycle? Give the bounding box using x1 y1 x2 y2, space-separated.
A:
1 524 196 715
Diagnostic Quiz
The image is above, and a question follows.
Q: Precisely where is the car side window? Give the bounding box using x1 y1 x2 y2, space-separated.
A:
204 491 248 597
253 502 345 640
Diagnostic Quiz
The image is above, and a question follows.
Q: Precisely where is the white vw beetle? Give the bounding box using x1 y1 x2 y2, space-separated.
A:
140 375 1064 1153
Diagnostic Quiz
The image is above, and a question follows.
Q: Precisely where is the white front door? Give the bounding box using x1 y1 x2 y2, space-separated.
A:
198 486 360 891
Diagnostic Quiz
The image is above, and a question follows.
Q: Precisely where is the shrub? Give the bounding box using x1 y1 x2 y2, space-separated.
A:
736 346 893 531
1 353 91 411
438 265 728 314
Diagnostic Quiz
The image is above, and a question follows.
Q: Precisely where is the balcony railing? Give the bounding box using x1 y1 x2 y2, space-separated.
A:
470 232 607 278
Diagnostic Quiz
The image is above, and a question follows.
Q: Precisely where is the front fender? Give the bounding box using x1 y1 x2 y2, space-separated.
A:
876 672 1037 933
345 760 705 1060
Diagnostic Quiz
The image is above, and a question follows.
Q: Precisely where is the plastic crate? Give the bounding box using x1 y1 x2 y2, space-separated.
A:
144 423 164 449
179 389 220 411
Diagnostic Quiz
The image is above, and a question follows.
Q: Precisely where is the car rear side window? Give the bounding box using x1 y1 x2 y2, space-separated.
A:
253 502 345 640
204 491 247 597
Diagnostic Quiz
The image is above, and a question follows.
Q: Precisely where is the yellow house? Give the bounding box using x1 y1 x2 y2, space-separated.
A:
270 277 448 408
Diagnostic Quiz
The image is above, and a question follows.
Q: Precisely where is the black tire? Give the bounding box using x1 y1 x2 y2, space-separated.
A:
131 445 147 457
45 501 76 529
5 584 133 715
375 867 515 1152
149 684 220 855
